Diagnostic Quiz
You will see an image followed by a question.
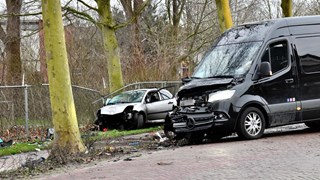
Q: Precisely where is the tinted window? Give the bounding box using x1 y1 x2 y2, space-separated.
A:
295 36 320 73
261 41 288 74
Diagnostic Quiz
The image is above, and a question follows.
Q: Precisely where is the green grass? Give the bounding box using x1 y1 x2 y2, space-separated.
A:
95 126 161 139
0 143 46 157
0 126 162 157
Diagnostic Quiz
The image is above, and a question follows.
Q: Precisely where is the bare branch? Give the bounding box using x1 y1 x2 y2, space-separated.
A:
0 12 42 17
114 0 150 29
0 26 6 43
77 0 99 12
63 6 97 24
177 0 186 24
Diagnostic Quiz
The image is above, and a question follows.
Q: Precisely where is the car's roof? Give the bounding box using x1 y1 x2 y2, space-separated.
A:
127 88 158 91
125 88 172 94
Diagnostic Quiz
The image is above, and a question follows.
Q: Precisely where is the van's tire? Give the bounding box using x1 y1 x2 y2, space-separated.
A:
237 107 265 140
305 121 320 130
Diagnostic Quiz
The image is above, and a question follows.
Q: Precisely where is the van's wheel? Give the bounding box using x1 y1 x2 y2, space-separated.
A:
305 121 320 130
237 107 265 140
134 113 144 129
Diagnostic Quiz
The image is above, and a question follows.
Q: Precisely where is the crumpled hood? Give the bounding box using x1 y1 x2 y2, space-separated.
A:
177 78 234 97
100 103 138 115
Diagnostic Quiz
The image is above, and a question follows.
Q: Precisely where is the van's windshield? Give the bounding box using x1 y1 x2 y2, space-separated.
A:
193 42 262 78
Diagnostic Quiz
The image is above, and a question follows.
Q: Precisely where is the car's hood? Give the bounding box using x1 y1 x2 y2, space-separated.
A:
100 103 139 115
177 78 234 97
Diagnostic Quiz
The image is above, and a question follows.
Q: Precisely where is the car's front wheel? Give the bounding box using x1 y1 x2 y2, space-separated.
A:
237 107 265 140
132 113 144 129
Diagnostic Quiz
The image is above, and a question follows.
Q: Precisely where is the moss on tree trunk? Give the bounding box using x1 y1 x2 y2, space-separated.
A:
281 0 292 17
216 0 233 33
41 0 86 157
97 0 124 93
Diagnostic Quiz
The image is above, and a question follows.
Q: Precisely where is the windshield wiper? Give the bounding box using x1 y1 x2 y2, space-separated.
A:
181 76 201 84
206 75 234 79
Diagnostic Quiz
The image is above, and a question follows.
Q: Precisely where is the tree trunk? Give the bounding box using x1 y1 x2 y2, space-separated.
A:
281 0 292 17
41 0 86 158
5 0 22 85
120 0 144 55
170 0 186 39
96 0 124 93
120 0 146 81
216 0 233 33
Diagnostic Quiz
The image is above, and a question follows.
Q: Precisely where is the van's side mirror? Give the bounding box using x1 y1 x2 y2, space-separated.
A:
181 77 192 85
259 62 272 78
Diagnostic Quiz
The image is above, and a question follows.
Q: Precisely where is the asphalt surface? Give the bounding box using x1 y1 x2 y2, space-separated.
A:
32 124 320 180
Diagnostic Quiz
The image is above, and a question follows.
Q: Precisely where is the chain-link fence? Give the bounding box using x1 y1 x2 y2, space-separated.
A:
0 81 182 141
0 85 102 140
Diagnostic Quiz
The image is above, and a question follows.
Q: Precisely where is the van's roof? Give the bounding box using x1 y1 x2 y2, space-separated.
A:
216 15 320 45
243 15 320 28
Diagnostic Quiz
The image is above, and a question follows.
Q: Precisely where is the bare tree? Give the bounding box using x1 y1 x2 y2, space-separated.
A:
0 0 22 85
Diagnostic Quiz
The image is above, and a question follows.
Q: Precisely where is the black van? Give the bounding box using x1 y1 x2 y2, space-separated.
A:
164 15 320 142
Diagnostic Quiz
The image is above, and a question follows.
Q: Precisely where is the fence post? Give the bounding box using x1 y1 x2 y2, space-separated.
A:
24 85 29 137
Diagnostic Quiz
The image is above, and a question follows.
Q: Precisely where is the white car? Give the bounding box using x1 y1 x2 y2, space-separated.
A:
95 88 176 130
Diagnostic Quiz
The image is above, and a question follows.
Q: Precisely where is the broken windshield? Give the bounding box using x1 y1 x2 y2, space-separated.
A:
107 90 146 105
192 42 262 78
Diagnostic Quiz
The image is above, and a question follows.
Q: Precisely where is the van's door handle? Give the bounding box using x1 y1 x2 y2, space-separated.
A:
168 101 173 104
285 78 294 84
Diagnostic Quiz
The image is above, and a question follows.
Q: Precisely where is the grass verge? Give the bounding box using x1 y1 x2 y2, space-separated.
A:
0 143 46 157
0 126 162 157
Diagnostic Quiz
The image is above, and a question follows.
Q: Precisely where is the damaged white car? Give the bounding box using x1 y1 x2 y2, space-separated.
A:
95 88 176 130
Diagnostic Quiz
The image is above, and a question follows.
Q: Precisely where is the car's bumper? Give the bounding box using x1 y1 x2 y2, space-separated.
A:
166 103 235 134
97 112 132 129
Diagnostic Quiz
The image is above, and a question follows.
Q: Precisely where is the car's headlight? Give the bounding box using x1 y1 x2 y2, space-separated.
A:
208 90 235 102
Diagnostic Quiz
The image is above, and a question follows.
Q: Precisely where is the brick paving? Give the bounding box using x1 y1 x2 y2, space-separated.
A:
35 124 320 180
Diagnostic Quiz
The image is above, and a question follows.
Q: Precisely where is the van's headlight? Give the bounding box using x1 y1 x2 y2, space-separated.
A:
208 90 235 102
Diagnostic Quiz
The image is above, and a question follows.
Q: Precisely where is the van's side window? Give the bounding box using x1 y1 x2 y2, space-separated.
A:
295 36 320 73
261 41 288 74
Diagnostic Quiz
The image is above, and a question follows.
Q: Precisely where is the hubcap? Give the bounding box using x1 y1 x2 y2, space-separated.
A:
244 112 262 136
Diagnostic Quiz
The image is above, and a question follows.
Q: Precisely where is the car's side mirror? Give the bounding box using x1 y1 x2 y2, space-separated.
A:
259 62 272 78
104 98 110 106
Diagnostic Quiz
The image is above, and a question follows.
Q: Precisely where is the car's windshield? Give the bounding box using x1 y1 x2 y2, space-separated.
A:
193 42 262 78
107 90 146 105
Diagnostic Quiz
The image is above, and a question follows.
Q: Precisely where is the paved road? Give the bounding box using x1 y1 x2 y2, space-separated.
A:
35 124 320 180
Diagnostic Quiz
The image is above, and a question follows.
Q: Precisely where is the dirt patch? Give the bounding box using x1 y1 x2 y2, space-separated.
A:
0 131 176 179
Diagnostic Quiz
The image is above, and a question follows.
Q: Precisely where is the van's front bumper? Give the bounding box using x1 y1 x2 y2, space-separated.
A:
167 106 231 134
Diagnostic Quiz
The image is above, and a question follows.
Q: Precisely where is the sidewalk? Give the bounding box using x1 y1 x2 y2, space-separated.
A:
0 132 156 173
0 149 49 172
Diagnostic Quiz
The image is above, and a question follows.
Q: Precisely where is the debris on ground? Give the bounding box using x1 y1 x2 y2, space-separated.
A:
22 157 46 170
128 141 140 146
123 158 132 161
157 162 173 166
0 139 13 148
46 128 54 140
